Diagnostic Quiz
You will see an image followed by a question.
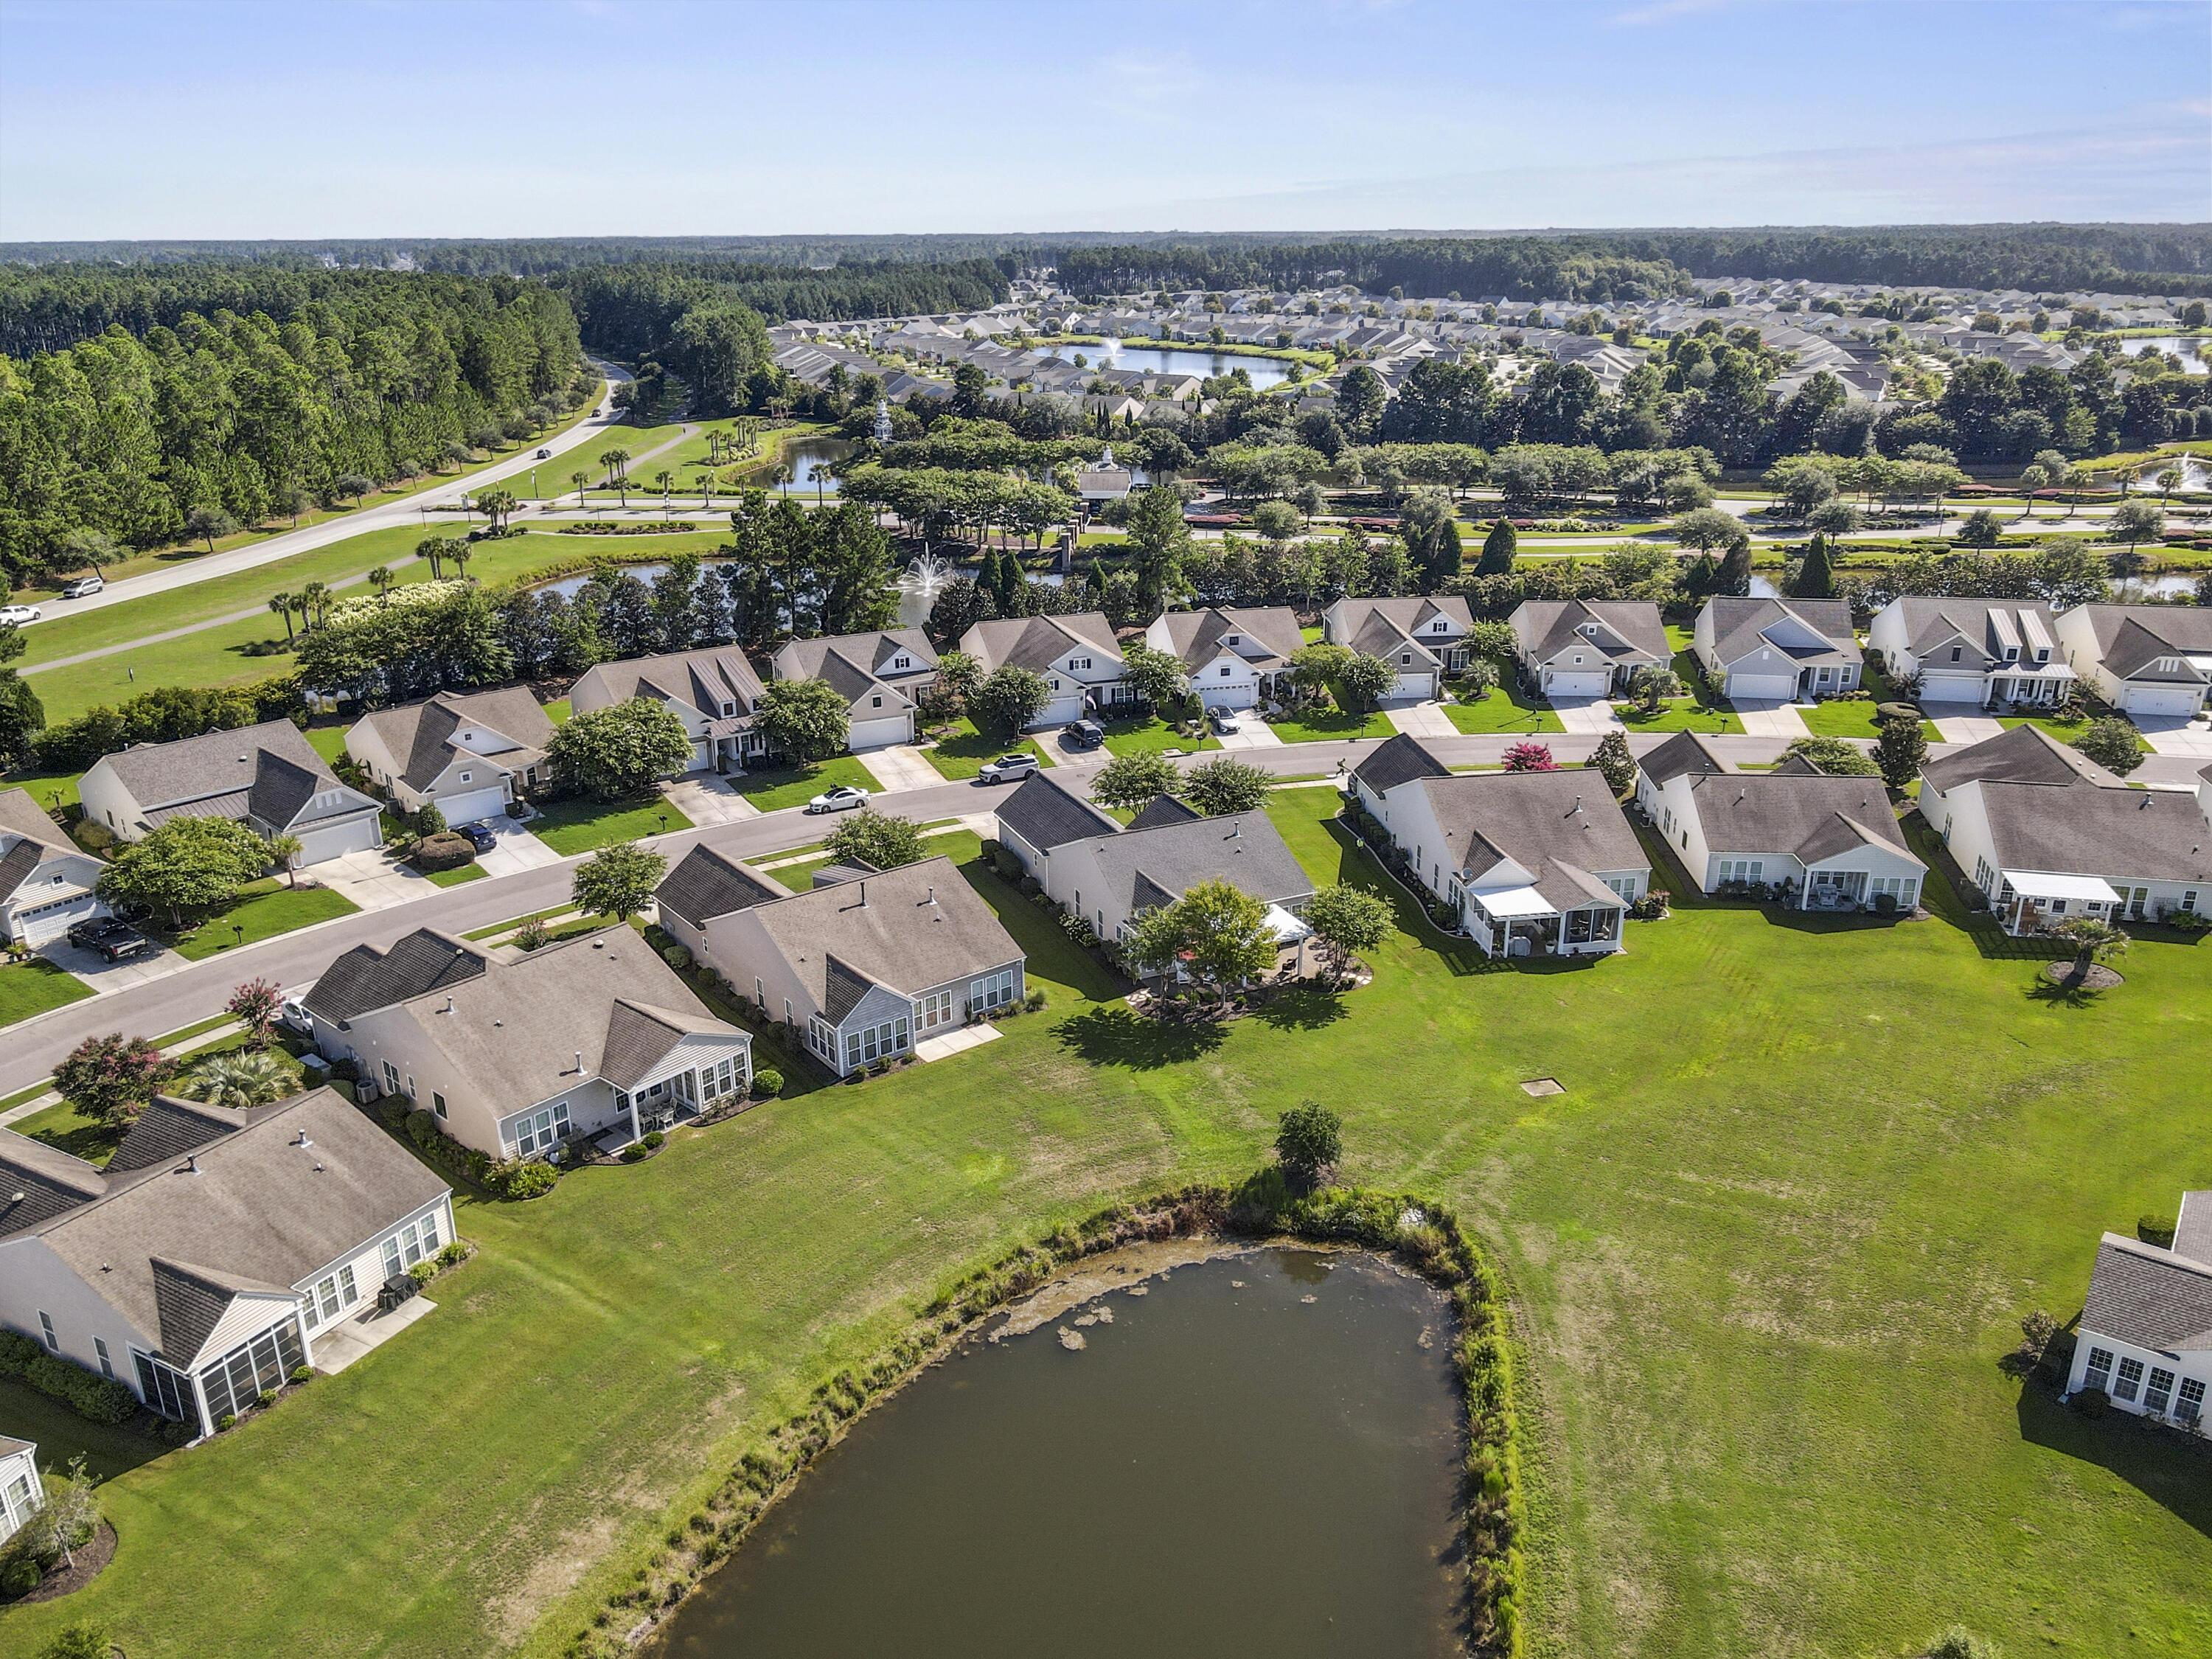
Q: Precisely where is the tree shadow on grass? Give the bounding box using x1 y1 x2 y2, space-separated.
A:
2015 1381 2212 1540
1246 987 1350 1032
1314 816 1500 978
1054 1004 1226 1070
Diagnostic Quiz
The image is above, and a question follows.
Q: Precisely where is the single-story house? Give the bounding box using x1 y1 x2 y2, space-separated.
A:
1865 598 2076 709
2064 1189 2210 1431
1141 605 1304 712
0 1437 41 1545
1074 447 1134 502
959 612 1129 727
0 787 108 946
1692 597 1862 701
1635 731 1924 911
1919 724 2212 934
2051 604 2212 717
345 686 555 827
992 772 1314 946
1353 734 1648 957
1321 596 1473 699
78 719 382 868
0 1087 453 1441
768 630 938 752
568 646 769 775
1507 599 1669 698
655 849 1025 1077
302 925 751 1156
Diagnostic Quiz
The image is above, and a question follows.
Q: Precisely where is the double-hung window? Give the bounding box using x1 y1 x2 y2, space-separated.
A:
2178 1377 2206 1423
699 1056 737 1100
94 1337 114 1379
382 1060 400 1098
2113 1355 2144 1402
2083 1346 2113 1391
509 1102 570 1158
970 969 1016 1011
302 1265 360 1331
2146 1367 2177 1416
37 1312 56 1351
381 1212 444 1280
1717 859 1763 885
919 989 954 1029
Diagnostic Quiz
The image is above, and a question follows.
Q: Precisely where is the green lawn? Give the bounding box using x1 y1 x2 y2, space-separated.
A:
6 798 2208 1659
726 755 885 811
0 956 94 1027
0 1377 173 1485
0 762 86 811
1613 699 1748 734
1442 681 1569 735
168 880 360 961
10 1097 122 1166
919 719 1048 779
527 795 695 856
1265 689 1397 743
1798 698 1942 741
425 863 489 887
1096 713 1220 757
1998 714 2154 752
773 830 986 891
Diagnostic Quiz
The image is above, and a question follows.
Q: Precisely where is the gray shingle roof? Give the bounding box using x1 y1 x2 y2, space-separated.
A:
992 773 1119 852
32 1088 451 1363
2081 1234 2212 1354
1078 810 1313 916
2175 1191 2212 1267
1353 733 1453 796
0 838 43 904
770 630 937 703
0 1129 109 1236
2063 605 2212 681
1410 771 1648 911
1973 778 2212 883
959 612 1122 675
1638 730 1736 785
655 845 790 928
1512 599 1669 667
737 855 1025 1013
1703 597 1860 668
107 1096 251 1175
571 646 767 721
360 688 555 792
0 787 69 857
1151 606 1304 672
1676 773 1916 864
1919 723 2116 796
1127 793 1203 830
151 1256 291 1365
305 930 487 1024
94 720 364 830
598 1000 730 1089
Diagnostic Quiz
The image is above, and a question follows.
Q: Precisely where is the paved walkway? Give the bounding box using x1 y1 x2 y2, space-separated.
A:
1383 700 1458 739
913 1023 1002 1064
660 775 761 827
864 745 950 791
1933 716 2007 745
1549 694 1627 734
1731 698 1811 740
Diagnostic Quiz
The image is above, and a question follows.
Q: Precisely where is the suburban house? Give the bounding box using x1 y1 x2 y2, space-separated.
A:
1141 605 1304 711
1691 597 1862 701
568 645 769 775
1321 596 1472 699
655 848 1025 1077
1919 725 2211 934
2051 604 2212 717
1865 598 2076 709
1635 731 1924 911
1507 599 1669 698
0 1087 453 1441
2063 1189 2210 1433
302 926 751 1156
992 772 1314 946
78 720 382 868
768 629 938 752
959 612 1129 726
1073 447 1134 502
344 686 555 827
1353 734 1648 957
0 787 108 946
0 1437 40 1545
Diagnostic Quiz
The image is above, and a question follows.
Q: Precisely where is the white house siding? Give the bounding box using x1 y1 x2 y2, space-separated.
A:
0 1237 154 1411
424 785 509 828
1923 779 2204 923
2066 1328 2209 1429
75 766 140 841
293 813 382 863
336 1006 616 1160
1194 656 1262 710
293 1193 459 1343
1541 667 1610 698
1724 661 1799 700
7 888 103 945
0 1444 41 1544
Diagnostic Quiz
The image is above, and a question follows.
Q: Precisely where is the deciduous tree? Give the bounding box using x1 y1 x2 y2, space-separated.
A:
55 1033 173 1129
573 840 668 924
95 815 268 924
824 808 930 871
1181 756 1270 815
546 699 695 794
1303 884 1392 984
970 665 1051 737
1091 750 1183 813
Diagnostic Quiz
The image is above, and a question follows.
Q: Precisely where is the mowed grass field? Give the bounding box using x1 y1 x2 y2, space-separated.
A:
4 789 2205 1659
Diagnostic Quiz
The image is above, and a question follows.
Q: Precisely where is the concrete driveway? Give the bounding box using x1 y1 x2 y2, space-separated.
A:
36 935 178 995
658 774 762 827
1731 698 1811 740
2136 713 2212 758
1548 695 1627 734
474 818 563 877
1383 700 1456 740
315 849 425 911
861 745 947 791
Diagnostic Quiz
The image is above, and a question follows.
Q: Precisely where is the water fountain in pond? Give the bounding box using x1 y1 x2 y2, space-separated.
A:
894 549 953 629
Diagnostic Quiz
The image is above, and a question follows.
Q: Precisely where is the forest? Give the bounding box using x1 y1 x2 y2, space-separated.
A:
0 267 587 584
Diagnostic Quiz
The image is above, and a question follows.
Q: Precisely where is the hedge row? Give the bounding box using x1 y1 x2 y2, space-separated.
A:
0 1329 138 1425
555 1174 1529 1659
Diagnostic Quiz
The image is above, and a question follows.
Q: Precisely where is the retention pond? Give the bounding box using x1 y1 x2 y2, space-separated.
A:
649 1245 1465 1658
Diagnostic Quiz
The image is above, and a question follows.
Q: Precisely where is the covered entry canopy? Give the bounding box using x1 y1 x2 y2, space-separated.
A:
2001 872 2121 905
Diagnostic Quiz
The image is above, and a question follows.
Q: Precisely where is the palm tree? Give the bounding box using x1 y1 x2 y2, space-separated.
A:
268 832 305 888
2052 916 2129 985
599 448 630 489
300 581 330 630
182 1049 300 1110
696 470 717 510
571 469 591 507
367 566 394 605
2157 467 2183 512
268 591 296 644
416 535 448 579
449 542 474 582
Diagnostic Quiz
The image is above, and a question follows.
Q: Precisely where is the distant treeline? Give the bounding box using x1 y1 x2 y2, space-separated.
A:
1051 225 2212 300
0 266 585 584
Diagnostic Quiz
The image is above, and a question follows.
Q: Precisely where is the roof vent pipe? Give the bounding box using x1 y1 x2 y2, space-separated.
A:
445 995 455 1014
859 880 868 907
186 1153 201 1175
574 1050 584 1074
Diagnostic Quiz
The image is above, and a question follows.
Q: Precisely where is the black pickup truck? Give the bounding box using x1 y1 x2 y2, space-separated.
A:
66 917 154 961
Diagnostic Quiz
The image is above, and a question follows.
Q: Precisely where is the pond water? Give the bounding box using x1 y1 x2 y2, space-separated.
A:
2116 336 2208 375
650 1248 1464 1659
1047 338 1298 390
536 562 677 599
767 436 853 494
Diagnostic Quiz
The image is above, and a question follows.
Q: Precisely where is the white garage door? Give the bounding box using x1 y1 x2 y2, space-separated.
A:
2122 684 2203 717
429 786 509 829
14 894 102 945
1728 672 1798 700
295 814 383 866
1204 680 1259 711
1545 669 1610 698
1390 671 1436 700
847 714 912 751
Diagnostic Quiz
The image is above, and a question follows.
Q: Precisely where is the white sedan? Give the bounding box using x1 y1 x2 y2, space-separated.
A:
0 604 40 625
806 785 872 814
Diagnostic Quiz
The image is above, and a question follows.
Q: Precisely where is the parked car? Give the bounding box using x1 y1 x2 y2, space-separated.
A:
67 917 152 961
976 753 1042 785
1206 706 1242 734
806 785 872 814
60 576 104 599
535 448 552 459
281 991 316 1034
456 821 499 854
1063 719 1105 750
0 603 40 625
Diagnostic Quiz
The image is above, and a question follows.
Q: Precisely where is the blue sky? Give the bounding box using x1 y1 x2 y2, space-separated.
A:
1 0 2205 240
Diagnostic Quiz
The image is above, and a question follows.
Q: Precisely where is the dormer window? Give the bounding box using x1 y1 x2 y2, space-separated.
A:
459 771 472 782
2036 648 2049 663
2004 647 2017 661
723 701 735 715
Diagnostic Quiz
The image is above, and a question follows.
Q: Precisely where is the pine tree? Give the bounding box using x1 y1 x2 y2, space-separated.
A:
1422 519 1464 591
1717 537 1753 597
1793 532 1834 598
1475 518 1517 576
